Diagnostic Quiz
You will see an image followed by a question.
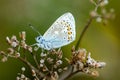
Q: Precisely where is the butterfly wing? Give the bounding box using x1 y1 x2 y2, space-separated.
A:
43 12 76 48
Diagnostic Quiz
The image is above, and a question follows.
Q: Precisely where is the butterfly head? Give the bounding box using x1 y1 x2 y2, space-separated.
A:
35 36 44 43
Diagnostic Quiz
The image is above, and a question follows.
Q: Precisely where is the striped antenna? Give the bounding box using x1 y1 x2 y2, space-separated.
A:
28 24 41 36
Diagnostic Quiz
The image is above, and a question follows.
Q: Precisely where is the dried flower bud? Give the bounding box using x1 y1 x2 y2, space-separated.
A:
51 72 59 80
27 46 32 53
21 74 25 78
6 37 11 44
95 62 106 68
56 60 62 66
34 47 39 51
7 48 14 54
86 52 96 67
15 52 20 58
57 51 63 59
11 35 17 41
100 0 109 7
83 68 90 74
71 46 75 52
77 61 84 70
58 68 63 73
1 56 7 62
16 76 20 80
53 65 57 69
42 66 48 72
21 40 27 49
40 52 47 57
11 42 18 47
40 59 45 64
32 69 36 76
90 11 98 17
0 51 5 55
77 48 86 62
63 67 68 71
96 17 102 22
21 67 26 72
40 64 44 67
91 70 99 77
47 57 53 63
19 31 26 40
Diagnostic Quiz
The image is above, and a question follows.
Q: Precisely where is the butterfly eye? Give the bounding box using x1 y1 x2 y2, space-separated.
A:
38 37 41 40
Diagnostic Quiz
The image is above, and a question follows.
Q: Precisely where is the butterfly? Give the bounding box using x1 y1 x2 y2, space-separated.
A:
32 12 76 50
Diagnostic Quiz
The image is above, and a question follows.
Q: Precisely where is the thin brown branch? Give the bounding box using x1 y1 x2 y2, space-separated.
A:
32 52 40 69
17 57 44 77
75 17 93 49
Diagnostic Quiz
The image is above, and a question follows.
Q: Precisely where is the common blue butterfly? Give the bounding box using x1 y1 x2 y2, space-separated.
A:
33 12 76 50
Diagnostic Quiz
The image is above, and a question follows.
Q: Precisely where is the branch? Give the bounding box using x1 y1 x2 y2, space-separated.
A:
75 17 93 49
18 57 44 77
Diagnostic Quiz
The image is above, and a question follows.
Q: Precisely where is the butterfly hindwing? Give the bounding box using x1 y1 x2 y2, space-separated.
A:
43 12 76 48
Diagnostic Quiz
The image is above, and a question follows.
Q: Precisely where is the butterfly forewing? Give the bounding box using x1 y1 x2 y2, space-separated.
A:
43 12 76 48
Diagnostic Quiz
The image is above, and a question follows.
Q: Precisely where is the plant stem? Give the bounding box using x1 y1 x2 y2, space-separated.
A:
18 57 44 77
75 17 93 49
32 52 40 69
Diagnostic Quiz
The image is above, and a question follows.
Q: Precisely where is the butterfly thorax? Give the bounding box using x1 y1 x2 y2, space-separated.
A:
35 36 52 50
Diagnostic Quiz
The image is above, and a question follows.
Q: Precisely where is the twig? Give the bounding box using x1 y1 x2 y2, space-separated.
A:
18 57 44 77
75 17 93 49
32 52 40 69
75 0 102 49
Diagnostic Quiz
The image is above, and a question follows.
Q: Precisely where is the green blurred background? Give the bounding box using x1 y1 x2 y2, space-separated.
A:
0 0 120 80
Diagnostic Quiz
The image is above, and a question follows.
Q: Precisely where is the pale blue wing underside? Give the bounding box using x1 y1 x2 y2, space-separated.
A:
42 12 76 48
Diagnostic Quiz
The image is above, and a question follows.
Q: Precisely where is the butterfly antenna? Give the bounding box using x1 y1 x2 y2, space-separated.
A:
28 24 41 36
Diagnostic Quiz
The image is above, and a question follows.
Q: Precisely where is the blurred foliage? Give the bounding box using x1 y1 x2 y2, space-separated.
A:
0 0 120 80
